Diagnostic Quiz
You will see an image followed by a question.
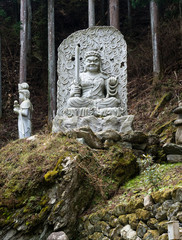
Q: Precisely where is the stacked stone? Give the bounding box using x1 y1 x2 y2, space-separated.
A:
78 187 182 240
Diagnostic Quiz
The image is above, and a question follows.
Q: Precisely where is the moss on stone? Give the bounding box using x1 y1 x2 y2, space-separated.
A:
136 208 151 221
118 214 128 225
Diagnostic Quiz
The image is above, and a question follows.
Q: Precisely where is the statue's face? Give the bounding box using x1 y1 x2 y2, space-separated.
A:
85 55 100 72
19 92 25 103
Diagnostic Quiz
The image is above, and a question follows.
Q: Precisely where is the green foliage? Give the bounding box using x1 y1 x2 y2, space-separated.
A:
137 154 162 192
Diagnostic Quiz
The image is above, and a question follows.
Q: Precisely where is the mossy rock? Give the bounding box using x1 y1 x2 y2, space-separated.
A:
143 230 159 240
136 208 151 221
158 233 168 240
152 189 172 203
118 214 128 225
113 203 126 216
88 212 101 225
147 218 158 230
127 213 139 230
157 220 168 235
108 215 118 228
125 197 144 213
150 92 172 118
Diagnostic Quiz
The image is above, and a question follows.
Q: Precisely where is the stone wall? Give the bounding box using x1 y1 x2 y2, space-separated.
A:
78 187 182 240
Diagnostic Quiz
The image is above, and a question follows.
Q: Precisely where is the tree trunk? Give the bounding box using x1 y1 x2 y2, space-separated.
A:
48 0 56 123
100 0 105 25
127 0 132 30
88 0 95 27
0 35 2 118
179 0 182 47
109 0 120 30
150 0 160 79
20 0 27 83
27 0 32 58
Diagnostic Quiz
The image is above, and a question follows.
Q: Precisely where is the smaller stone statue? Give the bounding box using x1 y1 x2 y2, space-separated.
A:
13 83 33 139
174 102 182 144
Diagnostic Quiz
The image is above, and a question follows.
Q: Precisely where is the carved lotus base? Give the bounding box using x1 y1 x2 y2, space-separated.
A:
64 107 125 117
52 115 134 134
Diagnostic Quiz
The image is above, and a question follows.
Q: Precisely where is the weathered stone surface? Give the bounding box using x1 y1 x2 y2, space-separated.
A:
47 231 69 240
172 187 182 202
136 221 148 238
135 209 151 221
96 130 121 142
167 202 182 220
53 115 134 134
143 230 159 240
158 233 168 240
157 220 168 235
125 198 144 214
108 215 118 228
144 195 153 207
88 232 105 240
127 213 139 230
152 190 172 204
113 203 126 216
88 212 101 225
74 127 103 148
177 211 182 222
120 224 138 240
155 206 167 221
109 225 123 239
167 154 182 162
163 143 182 155
121 131 148 144
118 215 128 226
84 220 95 235
100 221 111 236
147 218 158 230
3 230 17 240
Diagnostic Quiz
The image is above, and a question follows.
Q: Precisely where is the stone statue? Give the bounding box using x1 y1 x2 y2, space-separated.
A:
67 49 120 109
13 83 33 139
174 102 182 144
53 26 134 134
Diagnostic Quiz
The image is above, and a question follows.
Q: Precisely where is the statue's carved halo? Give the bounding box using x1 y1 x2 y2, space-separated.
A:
84 49 100 61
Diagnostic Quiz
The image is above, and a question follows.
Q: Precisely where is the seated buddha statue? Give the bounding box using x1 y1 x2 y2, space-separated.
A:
67 50 120 109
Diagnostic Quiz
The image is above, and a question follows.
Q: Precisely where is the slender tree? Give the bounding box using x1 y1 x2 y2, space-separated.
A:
150 0 160 79
27 0 32 58
19 0 27 83
48 0 56 123
127 0 132 30
0 35 2 118
109 0 120 30
88 0 95 27
180 0 182 46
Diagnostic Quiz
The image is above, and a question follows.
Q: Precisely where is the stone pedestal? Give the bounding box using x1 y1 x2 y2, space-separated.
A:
52 115 134 134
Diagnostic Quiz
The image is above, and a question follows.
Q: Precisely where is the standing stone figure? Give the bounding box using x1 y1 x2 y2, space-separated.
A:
174 102 182 144
13 83 33 139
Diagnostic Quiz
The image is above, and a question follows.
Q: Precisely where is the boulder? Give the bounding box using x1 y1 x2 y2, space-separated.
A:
163 143 182 155
120 224 138 240
143 230 159 240
47 231 69 240
136 221 148 238
74 127 103 149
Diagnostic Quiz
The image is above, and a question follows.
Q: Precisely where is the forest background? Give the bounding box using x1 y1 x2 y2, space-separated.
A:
0 0 181 147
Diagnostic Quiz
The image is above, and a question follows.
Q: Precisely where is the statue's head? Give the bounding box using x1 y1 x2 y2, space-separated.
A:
84 50 101 73
18 83 30 102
